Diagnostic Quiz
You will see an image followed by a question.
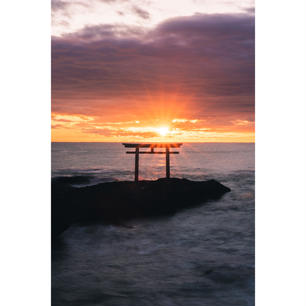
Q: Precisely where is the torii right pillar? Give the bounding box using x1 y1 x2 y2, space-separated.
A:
166 147 170 178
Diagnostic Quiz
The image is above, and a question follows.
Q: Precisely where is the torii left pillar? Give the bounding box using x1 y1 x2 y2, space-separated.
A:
135 147 139 182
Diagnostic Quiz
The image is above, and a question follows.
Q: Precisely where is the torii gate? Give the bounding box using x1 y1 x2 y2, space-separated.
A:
122 143 183 182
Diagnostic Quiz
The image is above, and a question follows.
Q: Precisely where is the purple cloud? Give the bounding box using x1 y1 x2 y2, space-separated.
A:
52 13 254 121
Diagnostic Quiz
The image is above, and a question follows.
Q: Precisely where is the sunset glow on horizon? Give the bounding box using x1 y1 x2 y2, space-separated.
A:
51 111 254 143
52 0 254 143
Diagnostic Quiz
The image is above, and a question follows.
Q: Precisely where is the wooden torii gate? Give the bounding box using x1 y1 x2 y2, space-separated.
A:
122 143 183 182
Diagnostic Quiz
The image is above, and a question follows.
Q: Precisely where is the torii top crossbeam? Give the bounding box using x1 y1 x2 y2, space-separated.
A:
123 143 183 148
122 143 183 182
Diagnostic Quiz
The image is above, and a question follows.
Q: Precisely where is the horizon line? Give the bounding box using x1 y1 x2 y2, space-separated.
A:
51 141 255 144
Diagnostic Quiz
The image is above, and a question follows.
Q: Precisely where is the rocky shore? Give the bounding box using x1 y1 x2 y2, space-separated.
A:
52 177 230 238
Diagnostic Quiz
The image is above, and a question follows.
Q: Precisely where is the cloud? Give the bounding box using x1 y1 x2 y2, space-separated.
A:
231 119 253 126
172 118 198 123
58 23 145 41
51 111 254 141
51 0 69 12
132 6 150 19
52 0 129 9
52 12 254 124
243 7 255 15
85 128 158 138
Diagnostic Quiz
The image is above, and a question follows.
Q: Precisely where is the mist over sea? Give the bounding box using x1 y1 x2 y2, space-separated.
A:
52 142 254 306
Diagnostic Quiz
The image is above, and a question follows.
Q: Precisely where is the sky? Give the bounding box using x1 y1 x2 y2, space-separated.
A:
52 0 255 142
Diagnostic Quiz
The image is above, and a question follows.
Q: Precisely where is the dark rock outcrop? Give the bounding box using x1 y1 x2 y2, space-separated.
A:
52 178 230 238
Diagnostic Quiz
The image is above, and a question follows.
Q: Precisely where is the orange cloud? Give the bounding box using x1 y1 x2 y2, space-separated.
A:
51 112 254 142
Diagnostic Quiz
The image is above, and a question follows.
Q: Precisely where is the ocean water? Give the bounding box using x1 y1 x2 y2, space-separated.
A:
52 143 255 306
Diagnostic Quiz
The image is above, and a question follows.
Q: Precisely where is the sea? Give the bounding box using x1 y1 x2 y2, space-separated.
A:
52 142 255 306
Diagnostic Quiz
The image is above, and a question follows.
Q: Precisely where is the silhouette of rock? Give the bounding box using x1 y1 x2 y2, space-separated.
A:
52 178 230 238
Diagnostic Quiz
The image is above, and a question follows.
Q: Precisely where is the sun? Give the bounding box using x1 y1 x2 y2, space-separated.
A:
155 126 170 137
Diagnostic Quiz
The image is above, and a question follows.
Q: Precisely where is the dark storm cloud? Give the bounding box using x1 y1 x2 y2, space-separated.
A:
52 13 254 119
